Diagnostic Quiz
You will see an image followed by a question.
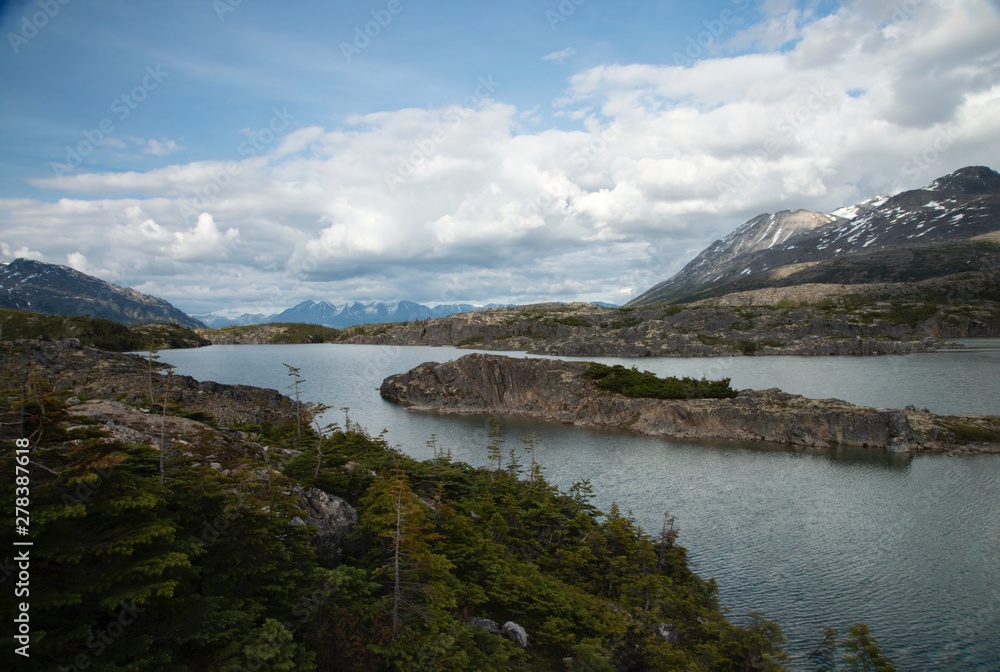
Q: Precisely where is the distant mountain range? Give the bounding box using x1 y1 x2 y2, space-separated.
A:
192 300 513 329
629 166 1000 306
0 258 204 329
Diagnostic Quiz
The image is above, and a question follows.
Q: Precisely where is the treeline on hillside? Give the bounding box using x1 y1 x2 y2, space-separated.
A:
1 355 895 671
0 308 208 351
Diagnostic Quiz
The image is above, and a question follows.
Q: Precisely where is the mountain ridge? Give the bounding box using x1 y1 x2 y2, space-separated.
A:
194 299 516 329
629 166 1000 306
0 258 203 329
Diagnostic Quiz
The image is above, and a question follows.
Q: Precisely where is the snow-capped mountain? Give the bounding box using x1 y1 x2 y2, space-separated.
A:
636 209 844 305
195 300 492 329
0 258 204 328
271 300 484 327
190 312 270 329
629 166 1000 306
829 194 893 221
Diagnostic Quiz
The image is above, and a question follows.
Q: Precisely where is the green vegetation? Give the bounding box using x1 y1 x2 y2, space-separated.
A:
809 624 897 672
0 308 208 351
548 315 592 328
271 323 341 343
585 362 738 400
938 418 1000 444
457 335 485 347
1 346 910 671
696 333 727 346
881 302 939 326
610 317 643 329
660 305 686 318
205 322 341 344
1 353 796 671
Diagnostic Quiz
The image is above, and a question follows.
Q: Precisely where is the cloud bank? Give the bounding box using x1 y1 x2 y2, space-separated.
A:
1 0 998 315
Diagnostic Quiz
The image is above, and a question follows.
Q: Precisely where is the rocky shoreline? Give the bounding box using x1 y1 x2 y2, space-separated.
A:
380 353 1000 454
4 338 295 428
336 298 991 358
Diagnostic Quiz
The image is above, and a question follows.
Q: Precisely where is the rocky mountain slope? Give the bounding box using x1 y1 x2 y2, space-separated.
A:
629 166 1000 306
381 354 1000 454
0 307 209 350
0 258 203 328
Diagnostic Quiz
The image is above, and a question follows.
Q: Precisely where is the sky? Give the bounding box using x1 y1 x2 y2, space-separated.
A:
1 0 999 316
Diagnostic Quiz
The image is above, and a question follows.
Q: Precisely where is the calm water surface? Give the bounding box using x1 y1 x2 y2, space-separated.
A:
160 341 1000 671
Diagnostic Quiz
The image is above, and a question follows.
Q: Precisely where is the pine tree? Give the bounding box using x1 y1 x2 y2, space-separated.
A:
522 432 542 486
809 627 839 672
146 337 162 405
841 623 897 672
486 417 504 476
284 363 305 444
360 470 456 639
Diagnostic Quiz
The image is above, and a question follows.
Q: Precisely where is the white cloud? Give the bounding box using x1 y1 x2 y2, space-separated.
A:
171 213 240 262
542 47 576 63
67 251 89 272
2 0 999 313
1 243 45 261
142 139 184 156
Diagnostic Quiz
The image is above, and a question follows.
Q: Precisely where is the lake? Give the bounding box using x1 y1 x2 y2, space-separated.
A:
159 341 1000 671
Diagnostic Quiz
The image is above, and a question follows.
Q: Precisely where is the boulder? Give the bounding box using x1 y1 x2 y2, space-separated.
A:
654 622 679 644
470 617 502 635
502 621 528 648
296 487 358 565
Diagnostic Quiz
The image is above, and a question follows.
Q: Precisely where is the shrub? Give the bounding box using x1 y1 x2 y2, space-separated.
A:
584 363 737 399
551 316 592 327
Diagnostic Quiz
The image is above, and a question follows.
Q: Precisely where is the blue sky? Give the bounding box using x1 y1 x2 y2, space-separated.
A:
1 0 999 314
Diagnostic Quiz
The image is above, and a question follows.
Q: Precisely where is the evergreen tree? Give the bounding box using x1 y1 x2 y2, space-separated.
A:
841 623 897 672
486 416 504 476
809 626 839 672
360 470 457 637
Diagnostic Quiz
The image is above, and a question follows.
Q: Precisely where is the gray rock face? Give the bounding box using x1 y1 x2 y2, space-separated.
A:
502 621 528 647
470 617 502 635
379 354 997 453
297 487 358 565
654 622 679 644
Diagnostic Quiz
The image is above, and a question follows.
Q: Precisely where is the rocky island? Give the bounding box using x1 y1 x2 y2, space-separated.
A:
381 353 1000 454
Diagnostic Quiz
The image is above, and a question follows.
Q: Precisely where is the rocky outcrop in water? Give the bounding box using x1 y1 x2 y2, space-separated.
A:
381 354 1000 453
